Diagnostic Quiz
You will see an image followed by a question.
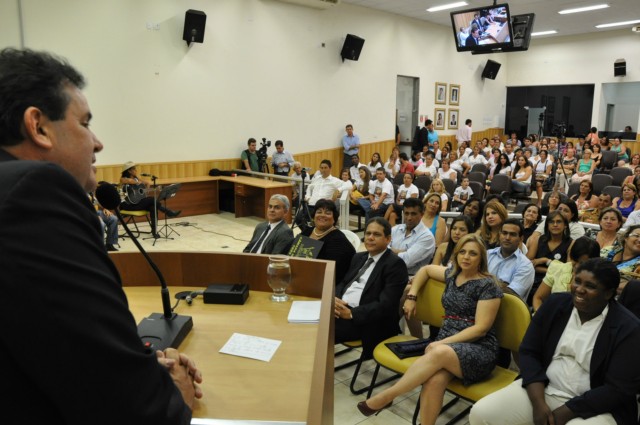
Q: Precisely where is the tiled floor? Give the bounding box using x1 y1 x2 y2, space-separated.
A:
114 212 471 425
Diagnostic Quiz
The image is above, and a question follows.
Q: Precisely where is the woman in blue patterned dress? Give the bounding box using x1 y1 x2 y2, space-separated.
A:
357 234 503 425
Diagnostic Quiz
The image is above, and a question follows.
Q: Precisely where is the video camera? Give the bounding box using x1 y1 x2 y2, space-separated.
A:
551 122 566 138
258 138 271 161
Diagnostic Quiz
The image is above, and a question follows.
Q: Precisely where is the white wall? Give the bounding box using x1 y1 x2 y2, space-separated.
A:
0 0 506 165
602 82 640 132
505 29 640 132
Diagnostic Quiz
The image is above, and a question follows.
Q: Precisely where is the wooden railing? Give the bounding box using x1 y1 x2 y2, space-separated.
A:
96 129 507 182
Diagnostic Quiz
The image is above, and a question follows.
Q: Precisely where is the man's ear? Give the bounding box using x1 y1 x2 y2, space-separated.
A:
22 107 53 150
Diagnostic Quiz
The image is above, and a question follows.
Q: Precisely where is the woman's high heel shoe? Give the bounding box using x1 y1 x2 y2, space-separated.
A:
356 400 392 417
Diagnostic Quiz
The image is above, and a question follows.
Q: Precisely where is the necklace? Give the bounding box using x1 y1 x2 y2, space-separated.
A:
313 226 335 238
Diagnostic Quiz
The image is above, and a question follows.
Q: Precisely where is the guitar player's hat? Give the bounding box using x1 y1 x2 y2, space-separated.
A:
122 161 136 172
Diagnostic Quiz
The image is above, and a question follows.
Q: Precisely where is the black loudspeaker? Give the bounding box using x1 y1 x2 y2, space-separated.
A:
340 34 365 62
482 60 501 80
615 59 626 77
511 13 535 51
183 10 206 46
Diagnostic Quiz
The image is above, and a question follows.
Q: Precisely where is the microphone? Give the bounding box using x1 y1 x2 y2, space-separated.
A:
141 173 157 178
95 183 193 351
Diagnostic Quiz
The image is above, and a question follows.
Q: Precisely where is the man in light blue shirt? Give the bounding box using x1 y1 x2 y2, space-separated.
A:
342 124 360 168
487 218 535 301
389 198 435 275
271 140 295 176
425 119 438 148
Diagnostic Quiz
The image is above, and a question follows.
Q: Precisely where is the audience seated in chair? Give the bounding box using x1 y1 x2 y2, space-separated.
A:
470 258 640 425
243 194 294 255
334 217 408 357
358 234 503 425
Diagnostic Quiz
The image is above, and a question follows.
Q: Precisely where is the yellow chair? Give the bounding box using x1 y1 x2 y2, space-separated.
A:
441 293 531 424
335 339 401 395
366 279 531 425
366 278 445 398
119 209 152 238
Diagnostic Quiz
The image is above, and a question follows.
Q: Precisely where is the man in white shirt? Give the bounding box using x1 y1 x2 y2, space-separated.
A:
415 153 438 178
456 118 473 145
358 167 394 220
349 154 364 182
243 195 294 255
306 159 341 211
504 141 515 162
389 198 435 275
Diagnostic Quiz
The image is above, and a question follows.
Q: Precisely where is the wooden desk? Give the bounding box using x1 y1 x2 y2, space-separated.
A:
112 252 334 425
156 176 292 223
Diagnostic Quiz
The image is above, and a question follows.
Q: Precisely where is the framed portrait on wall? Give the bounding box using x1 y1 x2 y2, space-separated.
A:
448 109 459 130
434 108 446 130
449 84 460 106
435 82 447 104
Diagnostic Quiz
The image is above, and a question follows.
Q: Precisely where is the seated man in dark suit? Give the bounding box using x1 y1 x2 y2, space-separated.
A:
243 194 294 254
334 217 409 356
466 26 481 47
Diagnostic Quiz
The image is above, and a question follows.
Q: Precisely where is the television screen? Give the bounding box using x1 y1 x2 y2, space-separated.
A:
450 4 513 53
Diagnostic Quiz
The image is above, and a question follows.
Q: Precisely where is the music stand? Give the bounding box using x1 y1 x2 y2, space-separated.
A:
153 183 182 246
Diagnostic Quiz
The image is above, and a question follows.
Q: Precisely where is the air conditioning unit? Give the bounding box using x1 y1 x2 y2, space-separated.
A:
274 0 340 10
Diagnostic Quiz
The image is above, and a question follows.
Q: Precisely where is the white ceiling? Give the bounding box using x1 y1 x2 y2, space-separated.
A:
340 0 640 38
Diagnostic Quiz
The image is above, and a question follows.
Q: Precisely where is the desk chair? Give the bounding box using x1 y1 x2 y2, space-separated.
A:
366 278 445 399
592 173 613 195
119 209 152 238
609 166 632 187
341 229 361 250
334 340 400 395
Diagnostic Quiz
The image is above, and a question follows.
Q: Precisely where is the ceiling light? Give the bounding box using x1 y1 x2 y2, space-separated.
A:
531 30 558 36
427 2 468 13
558 4 609 14
596 19 640 28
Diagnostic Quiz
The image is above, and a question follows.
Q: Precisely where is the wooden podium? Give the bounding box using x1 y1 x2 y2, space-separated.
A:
110 252 334 425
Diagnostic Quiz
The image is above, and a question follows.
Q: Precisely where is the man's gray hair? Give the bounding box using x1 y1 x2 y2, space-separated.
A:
270 194 290 211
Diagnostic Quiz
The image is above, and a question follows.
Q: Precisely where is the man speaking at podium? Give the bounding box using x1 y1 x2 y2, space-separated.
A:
0 48 201 424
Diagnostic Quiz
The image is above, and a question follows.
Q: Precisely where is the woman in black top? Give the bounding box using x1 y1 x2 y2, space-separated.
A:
299 199 355 284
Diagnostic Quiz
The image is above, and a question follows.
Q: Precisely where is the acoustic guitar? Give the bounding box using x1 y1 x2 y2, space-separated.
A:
123 183 159 204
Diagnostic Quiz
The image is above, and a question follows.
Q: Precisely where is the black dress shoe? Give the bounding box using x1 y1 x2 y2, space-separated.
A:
106 244 119 252
166 209 181 218
356 400 392 417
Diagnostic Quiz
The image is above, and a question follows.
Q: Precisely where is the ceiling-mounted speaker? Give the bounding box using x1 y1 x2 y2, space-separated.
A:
183 10 206 46
482 59 501 80
340 34 365 62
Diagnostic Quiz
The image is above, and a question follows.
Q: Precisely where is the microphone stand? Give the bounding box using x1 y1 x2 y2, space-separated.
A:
292 169 312 231
142 174 159 241
115 207 193 351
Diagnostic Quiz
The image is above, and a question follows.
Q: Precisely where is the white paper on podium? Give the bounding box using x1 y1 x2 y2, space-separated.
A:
287 300 321 323
219 333 281 362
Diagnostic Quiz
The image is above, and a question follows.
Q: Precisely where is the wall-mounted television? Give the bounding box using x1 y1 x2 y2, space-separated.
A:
450 3 513 53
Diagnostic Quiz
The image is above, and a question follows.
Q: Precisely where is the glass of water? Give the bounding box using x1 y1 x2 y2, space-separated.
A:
267 256 291 302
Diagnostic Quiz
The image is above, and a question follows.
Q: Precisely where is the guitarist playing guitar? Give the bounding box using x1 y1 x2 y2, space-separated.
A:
120 161 180 238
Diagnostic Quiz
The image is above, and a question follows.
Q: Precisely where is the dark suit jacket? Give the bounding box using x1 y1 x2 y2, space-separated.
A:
335 249 408 355
466 34 479 46
0 149 190 424
618 279 640 319
519 293 640 424
243 220 293 254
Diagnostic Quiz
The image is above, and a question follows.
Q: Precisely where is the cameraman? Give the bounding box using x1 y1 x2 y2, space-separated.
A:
241 138 259 172
271 140 295 176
